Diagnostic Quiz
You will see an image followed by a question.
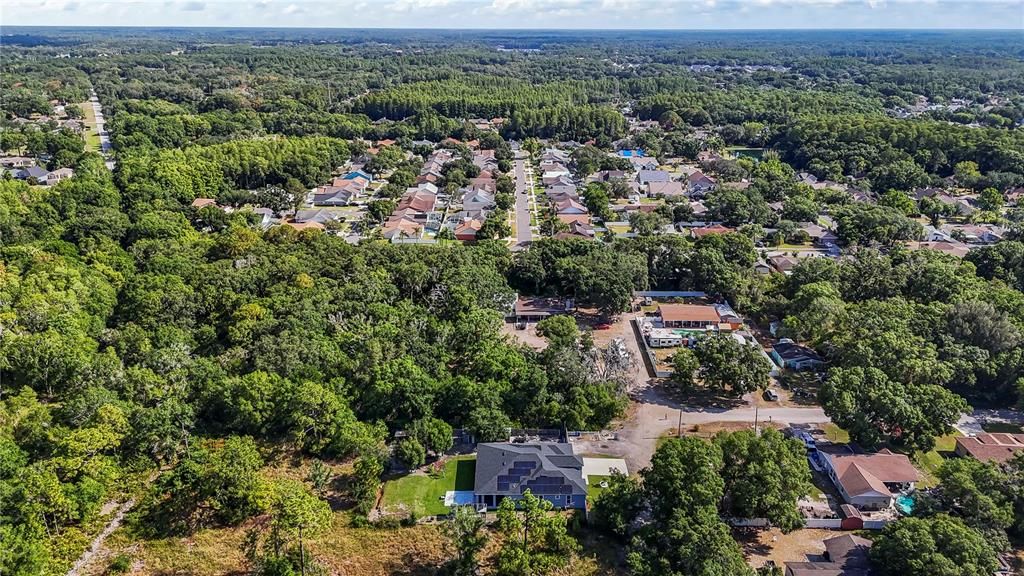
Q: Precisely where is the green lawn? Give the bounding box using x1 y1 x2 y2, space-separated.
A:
587 475 611 503
820 423 850 444
380 456 476 516
908 432 960 489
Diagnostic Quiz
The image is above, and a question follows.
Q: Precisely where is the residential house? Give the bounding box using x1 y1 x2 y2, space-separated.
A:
382 217 423 241
588 170 628 183
546 183 577 198
453 218 484 241
822 450 919 510
460 188 496 212
686 171 717 196
955 434 1024 464
511 297 574 323
689 224 734 239
770 341 824 371
190 198 219 209
542 173 574 187
18 166 50 181
555 198 587 214
554 219 595 239
312 185 355 206
44 167 74 185
541 149 570 165
473 442 588 510
658 304 721 328
636 170 670 185
398 189 437 214
799 223 838 248
906 240 971 259
784 534 873 576
0 156 35 168
941 223 1004 244
647 181 685 197
293 209 339 227
626 156 659 171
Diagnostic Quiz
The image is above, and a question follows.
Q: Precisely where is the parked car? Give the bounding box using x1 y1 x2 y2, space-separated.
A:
763 389 779 401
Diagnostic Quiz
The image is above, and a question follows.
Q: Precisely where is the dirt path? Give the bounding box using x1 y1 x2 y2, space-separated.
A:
65 497 135 576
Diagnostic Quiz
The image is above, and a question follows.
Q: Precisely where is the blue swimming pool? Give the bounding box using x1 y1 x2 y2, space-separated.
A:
895 494 915 515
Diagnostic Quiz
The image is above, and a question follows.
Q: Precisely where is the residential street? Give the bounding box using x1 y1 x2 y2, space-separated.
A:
513 156 533 248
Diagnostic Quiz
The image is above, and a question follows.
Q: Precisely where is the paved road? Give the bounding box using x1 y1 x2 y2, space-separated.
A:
89 90 114 170
957 408 1024 435
513 157 533 248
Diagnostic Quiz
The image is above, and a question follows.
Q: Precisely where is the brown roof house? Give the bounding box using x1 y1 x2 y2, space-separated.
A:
658 304 721 328
822 449 919 510
785 534 873 576
955 433 1024 464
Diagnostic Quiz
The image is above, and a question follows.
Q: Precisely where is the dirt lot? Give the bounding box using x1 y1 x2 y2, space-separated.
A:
735 527 838 570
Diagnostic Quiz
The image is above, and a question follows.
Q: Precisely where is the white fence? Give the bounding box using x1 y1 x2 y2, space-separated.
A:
728 517 892 530
805 518 843 529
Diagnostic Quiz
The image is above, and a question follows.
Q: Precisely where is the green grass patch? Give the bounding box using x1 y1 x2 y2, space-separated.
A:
981 421 1024 434
820 423 850 444
380 456 476 516
906 432 960 489
587 475 611 503
606 224 629 234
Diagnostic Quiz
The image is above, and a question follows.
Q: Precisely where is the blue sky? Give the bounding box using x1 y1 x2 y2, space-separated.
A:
4 0 1023 29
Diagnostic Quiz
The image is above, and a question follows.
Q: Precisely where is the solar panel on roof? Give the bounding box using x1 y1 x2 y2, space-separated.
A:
513 461 537 469
497 482 510 492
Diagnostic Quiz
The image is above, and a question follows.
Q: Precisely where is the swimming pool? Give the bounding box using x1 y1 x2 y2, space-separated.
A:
895 494 915 515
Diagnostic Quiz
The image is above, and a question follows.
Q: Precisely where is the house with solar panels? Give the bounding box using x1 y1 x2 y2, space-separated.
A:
473 442 589 510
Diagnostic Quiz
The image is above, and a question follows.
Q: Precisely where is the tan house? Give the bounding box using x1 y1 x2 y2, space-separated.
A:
658 304 721 328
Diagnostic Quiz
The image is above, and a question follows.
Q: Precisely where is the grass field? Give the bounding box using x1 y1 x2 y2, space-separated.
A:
819 423 850 444
910 432 960 488
77 101 101 152
380 456 476 516
587 475 611 503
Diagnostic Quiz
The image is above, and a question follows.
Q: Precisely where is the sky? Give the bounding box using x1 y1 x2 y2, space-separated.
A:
2 0 1023 30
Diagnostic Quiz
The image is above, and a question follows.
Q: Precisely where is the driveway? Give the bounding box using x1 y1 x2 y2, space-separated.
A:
575 310 830 472
513 157 533 248
956 408 1024 435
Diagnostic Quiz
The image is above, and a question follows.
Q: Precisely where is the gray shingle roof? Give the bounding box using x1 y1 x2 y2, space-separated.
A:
474 442 587 497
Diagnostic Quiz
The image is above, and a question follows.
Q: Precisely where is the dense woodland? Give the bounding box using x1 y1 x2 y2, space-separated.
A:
2 27 1024 576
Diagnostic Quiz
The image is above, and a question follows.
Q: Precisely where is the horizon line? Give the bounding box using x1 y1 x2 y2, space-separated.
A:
3 25 1022 32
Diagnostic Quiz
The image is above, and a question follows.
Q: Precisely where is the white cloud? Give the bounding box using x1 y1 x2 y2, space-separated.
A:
180 0 206 10
282 2 302 13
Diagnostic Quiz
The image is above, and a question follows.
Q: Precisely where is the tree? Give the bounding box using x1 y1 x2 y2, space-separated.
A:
879 190 918 216
306 460 332 496
714 429 812 532
477 210 511 240
977 187 1004 212
694 333 771 396
869 160 929 193
244 480 331 576
535 315 579 349
408 417 454 456
583 183 612 221
919 196 954 226
395 437 426 469
870 515 997 576
819 367 969 451
350 456 383 515
781 196 819 222
926 457 1014 550
366 199 397 223
442 506 487 576
590 471 643 537
669 348 699 391
628 211 667 236
628 438 754 576
494 490 579 576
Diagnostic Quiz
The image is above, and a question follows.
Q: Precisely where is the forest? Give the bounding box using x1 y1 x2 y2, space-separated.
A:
2 26 1024 576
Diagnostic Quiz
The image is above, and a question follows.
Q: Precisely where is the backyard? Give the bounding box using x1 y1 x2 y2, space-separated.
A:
380 456 476 517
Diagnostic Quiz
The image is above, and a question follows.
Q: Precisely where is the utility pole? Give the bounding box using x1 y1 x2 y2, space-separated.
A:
677 408 683 438
754 404 759 437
